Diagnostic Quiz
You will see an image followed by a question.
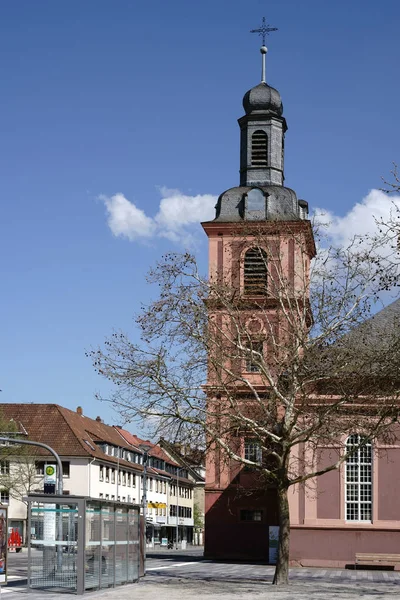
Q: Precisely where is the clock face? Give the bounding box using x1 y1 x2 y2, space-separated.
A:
45 465 55 476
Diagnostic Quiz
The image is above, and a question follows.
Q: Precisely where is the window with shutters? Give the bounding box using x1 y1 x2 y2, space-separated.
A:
251 130 268 166
244 248 267 295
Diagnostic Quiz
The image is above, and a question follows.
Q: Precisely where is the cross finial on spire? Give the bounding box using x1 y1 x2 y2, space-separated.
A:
250 17 278 46
250 17 278 83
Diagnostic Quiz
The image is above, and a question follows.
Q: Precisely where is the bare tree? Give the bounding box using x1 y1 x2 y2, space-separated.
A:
0 414 42 505
89 223 400 585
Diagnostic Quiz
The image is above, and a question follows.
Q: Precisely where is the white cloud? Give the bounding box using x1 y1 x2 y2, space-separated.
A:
315 189 400 249
100 193 155 241
100 187 400 251
155 187 216 240
100 188 216 245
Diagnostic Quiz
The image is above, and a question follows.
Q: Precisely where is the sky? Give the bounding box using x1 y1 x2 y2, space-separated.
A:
1 0 400 432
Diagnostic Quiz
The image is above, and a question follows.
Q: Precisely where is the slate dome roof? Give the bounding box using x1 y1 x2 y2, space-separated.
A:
243 82 283 116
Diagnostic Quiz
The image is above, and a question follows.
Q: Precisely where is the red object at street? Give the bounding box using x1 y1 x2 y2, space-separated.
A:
8 528 22 552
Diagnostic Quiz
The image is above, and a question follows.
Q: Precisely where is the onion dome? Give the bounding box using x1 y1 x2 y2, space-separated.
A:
243 82 283 116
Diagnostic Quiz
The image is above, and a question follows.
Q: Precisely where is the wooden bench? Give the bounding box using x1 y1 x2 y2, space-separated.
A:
355 553 400 570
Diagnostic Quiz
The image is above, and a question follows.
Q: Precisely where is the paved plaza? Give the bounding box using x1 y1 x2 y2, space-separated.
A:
2 548 400 599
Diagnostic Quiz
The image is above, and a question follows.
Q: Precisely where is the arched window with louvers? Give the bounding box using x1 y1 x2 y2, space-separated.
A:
251 130 268 167
244 248 268 295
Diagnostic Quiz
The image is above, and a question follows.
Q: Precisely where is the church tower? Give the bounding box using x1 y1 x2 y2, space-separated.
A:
201 24 316 560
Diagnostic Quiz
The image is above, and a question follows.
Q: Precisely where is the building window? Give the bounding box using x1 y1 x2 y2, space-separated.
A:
62 462 70 478
0 491 9 505
240 509 263 522
245 341 264 372
345 434 372 522
244 439 262 464
99 466 104 482
244 248 267 295
0 462 10 475
105 468 110 483
36 461 45 475
251 130 268 166
111 469 115 484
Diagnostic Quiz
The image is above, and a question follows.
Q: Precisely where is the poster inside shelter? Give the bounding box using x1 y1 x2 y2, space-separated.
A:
0 507 7 582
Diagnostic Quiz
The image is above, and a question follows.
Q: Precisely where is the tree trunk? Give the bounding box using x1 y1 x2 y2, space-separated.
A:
272 485 290 585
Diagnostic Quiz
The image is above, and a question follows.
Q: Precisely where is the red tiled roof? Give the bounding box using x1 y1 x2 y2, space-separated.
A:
0 404 140 469
0 404 188 481
113 427 180 466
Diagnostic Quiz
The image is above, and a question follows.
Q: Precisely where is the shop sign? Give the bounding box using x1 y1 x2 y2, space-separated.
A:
147 502 167 509
156 517 166 524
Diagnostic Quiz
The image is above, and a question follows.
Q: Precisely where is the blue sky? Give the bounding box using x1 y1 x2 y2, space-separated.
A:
1 0 400 431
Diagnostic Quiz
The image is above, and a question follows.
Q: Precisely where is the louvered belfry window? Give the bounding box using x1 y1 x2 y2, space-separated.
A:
251 130 268 166
244 248 268 295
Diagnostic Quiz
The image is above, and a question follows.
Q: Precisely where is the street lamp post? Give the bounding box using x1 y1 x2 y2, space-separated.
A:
139 444 152 574
175 468 180 550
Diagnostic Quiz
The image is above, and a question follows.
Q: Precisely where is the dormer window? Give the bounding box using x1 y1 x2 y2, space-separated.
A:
251 130 268 166
244 248 268 295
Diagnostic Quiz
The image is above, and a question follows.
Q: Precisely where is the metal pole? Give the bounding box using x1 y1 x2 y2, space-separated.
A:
0 437 64 572
142 451 148 573
261 46 267 83
0 437 63 494
175 469 180 550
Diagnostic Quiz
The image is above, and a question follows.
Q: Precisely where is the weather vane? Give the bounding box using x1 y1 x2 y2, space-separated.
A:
250 17 278 46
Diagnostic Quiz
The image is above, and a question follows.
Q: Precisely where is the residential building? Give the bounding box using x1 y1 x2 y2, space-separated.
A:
159 439 205 545
0 404 194 547
115 430 196 546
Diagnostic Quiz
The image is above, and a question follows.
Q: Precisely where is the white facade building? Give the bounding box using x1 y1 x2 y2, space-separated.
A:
0 404 194 547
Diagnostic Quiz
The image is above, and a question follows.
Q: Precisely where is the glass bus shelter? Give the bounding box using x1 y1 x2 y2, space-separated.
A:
26 494 141 595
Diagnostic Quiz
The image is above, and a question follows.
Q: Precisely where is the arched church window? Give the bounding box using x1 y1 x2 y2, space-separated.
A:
345 434 372 522
251 130 268 167
244 248 267 295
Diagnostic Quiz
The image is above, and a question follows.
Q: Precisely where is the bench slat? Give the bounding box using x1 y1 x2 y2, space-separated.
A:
356 553 400 564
